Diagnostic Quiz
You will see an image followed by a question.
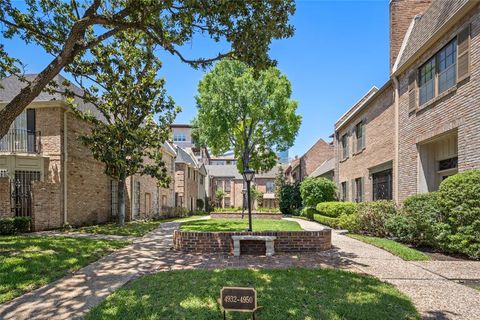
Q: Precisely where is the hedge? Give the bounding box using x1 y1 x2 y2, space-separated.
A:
0 216 31 235
313 214 339 228
300 177 336 207
316 202 357 218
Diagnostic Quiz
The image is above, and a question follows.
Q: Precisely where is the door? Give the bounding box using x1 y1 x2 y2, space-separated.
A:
372 169 393 200
12 170 41 217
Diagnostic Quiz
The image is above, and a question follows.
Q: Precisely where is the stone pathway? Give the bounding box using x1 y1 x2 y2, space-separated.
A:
288 218 480 320
1 218 479 320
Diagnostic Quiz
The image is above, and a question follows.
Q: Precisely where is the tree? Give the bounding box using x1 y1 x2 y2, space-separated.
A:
192 59 301 173
300 177 337 207
0 0 295 138
215 190 226 208
279 182 302 215
67 32 177 225
250 186 264 208
274 166 286 198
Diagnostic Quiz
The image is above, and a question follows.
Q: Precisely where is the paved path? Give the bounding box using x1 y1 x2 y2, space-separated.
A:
2 217 480 320
288 218 480 320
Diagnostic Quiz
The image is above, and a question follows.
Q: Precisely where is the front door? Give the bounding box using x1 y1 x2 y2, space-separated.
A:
12 170 40 217
372 169 393 200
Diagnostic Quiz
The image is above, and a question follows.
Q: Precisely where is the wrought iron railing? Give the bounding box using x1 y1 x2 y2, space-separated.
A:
0 129 41 154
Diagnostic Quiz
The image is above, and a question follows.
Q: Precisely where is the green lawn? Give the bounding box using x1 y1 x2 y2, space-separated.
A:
0 236 129 304
86 268 419 320
73 216 209 237
349 235 431 261
180 218 302 232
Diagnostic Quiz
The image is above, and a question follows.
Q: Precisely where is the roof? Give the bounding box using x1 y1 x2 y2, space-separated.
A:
256 165 282 179
175 147 196 165
205 164 243 179
0 74 103 119
162 141 177 157
394 0 471 72
170 123 192 128
309 158 335 178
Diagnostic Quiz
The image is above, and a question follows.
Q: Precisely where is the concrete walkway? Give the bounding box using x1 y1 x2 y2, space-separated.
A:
288 217 480 320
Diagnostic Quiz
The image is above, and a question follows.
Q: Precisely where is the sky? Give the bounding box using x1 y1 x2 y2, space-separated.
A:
1 0 390 158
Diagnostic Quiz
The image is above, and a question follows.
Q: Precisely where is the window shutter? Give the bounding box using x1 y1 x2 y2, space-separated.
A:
351 180 355 202
345 182 349 202
360 177 365 202
361 122 366 150
457 24 471 82
345 134 349 159
408 70 417 112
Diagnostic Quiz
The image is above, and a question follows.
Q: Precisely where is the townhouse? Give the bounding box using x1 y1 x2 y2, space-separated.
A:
0 74 177 230
205 164 280 209
334 0 480 203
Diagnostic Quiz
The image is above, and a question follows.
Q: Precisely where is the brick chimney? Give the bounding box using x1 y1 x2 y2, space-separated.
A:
389 0 432 71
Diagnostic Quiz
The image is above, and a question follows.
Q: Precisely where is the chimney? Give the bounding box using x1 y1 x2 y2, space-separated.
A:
389 0 432 71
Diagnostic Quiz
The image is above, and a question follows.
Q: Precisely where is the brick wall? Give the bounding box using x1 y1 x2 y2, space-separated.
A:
210 213 282 220
0 177 11 218
32 181 62 231
389 0 432 70
335 84 395 201
175 163 198 211
173 230 332 254
397 6 480 201
300 139 334 180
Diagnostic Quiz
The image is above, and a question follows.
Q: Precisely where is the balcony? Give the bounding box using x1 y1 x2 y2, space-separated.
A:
0 129 41 154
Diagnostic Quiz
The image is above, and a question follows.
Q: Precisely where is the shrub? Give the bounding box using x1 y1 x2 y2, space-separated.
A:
301 207 317 221
279 182 302 215
316 202 357 218
337 213 361 232
436 170 480 259
357 201 397 237
0 218 16 235
386 192 440 245
313 214 339 228
300 177 336 207
13 216 31 233
196 199 204 211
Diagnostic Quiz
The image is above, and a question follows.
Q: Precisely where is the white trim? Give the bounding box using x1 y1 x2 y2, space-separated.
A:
392 15 421 74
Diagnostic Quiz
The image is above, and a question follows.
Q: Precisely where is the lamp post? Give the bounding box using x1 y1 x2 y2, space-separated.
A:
241 188 247 219
242 168 255 231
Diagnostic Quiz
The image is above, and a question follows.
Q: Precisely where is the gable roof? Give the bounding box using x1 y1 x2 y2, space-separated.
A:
175 147 196 165
309 158 335 178
335 86 378 130
394 0 472 73
205 164 243 179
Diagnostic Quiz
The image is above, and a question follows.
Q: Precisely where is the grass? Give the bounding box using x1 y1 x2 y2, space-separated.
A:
86 268 420 320
0 236 129 304
180 218 302 232
73 215 209 237
349 234 431 261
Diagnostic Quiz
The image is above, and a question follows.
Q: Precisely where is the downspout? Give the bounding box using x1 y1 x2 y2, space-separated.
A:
63 111 68 225
393 76 400 204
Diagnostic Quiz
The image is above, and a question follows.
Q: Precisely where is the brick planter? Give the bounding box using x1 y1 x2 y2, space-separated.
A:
210 213 282 220
173 229 332 255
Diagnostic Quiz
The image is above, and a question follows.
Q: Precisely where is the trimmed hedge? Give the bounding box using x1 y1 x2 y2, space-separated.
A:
356 201 397 237
313 214 339 228
316 202 357 218
301 207 318 221
0 216 31 235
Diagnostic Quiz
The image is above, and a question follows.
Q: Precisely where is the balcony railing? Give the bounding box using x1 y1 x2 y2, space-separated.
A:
0 129 41 154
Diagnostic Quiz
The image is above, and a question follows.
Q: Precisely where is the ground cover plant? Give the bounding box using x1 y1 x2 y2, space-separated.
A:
180 219 302 232
86 268 420 320
0 236 129 304
349 235 430 261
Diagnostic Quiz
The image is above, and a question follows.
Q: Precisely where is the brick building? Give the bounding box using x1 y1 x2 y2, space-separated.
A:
285 138 334 183
334 0 480 203
205 164 279 209
0 74 177 230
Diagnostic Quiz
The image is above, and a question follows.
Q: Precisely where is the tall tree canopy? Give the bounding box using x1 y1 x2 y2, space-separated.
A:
67 32 177 225
0 0 295 137
192 59 301 173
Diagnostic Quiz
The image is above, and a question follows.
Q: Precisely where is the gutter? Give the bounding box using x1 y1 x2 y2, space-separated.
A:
393 76 400 203
63 111 68 225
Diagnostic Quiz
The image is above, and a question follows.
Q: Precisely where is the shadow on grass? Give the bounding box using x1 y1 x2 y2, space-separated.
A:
86 268 420 320
180 219 302 232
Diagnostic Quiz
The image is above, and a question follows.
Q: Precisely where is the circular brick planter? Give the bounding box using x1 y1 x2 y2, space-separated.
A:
173 229 332 255
210 213 282 220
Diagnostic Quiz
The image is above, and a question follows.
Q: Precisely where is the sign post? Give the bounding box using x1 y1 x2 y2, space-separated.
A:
220 287 258 319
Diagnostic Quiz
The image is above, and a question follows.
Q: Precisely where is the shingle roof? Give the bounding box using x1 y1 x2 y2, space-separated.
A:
256 166 281 179
175 147 196 165
309 158 335 178
0 74 103 119
395 0 470 71
205 164 243 179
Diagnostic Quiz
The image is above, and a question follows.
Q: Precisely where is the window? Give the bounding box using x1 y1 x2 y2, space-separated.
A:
133 181 141 217
200 175 204 185
438 39 457 94
418 38 458 106
187 167 190 179
372 169 392 200
419 57 435 105
224 197 231 208
173 133 186 142
224 179 231 192
341 134 349 160
216 180 223 191
355 121 365 152
266 181 275 193
340 182 347 202
354 177 363 203
111 180 118 216
438 157 458 171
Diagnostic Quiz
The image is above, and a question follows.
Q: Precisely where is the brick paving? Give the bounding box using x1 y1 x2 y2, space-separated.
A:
0 218 479 320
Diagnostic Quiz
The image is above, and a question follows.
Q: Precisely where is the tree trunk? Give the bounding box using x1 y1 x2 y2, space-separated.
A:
118 173 126 226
